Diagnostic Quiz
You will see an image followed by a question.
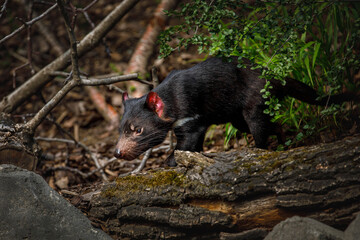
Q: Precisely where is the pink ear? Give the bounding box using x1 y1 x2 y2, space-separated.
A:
122 92 129 102
146 92 164 118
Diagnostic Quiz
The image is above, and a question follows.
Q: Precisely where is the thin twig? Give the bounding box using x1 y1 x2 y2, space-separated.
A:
107 84 125 94
80 74 140 86
56 0 81 83
50 71 70 77
118 149 152 177
26 0 36 75
24 80 77 133
48 166 89 178
83 0 98 11
24 73 138 134
0 0 9 19
132 148 152 173
51 71 147 86
0 3 58 44
15 114 80 145
266 35 292 68
152 145 171 153
36 137 120 179
80 5 111 56
46 157 119 179
11 63 30 88
151 66 160 88
35 137 77 144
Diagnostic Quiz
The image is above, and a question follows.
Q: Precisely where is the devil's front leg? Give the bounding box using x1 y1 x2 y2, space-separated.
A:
165 123 207 167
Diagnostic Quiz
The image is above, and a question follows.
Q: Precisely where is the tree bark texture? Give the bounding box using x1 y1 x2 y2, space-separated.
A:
89 135 360 239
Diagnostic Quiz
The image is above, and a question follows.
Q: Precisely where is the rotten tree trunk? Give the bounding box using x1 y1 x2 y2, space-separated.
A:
89 135 360 239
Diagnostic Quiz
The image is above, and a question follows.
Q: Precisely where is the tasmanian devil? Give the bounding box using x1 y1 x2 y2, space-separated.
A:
114 57 356 166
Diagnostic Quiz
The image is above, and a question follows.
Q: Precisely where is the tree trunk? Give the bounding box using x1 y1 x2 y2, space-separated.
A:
89 135 360 239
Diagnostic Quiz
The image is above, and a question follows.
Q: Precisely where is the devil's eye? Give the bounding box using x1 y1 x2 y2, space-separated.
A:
135 127 143 135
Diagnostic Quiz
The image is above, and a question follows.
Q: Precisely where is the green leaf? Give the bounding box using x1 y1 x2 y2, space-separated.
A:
304 56 314 87
312 42 321 68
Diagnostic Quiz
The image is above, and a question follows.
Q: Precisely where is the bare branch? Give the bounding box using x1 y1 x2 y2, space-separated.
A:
118 148 152 177
46 157 119 179
151 66 160 88
132 148 152 173
50 72 144 85
11 63 30 88
107 84 125 94
35 137 119 179
24 80 77 134
0 0 140 113
50 71 70 77
0 0 9 19
35 137 77 145
56 0 81 83
83 0 98 11
26 0 36 75
0 3 58 44
23 73 138 135
80 74 139 86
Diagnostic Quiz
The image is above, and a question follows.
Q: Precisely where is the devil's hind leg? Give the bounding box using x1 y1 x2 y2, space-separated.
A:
243 107 271 149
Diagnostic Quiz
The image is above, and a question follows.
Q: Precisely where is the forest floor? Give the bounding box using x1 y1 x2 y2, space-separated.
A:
1 1 359 223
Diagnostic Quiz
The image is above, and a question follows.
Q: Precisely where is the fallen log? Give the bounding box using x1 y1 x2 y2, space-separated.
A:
89 135 360 239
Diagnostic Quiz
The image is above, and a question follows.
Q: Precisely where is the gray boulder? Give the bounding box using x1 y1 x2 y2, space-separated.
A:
264 216 344 240
345 213 360 240
0 164 111 240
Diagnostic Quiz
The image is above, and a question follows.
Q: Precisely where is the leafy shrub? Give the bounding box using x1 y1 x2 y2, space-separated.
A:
159 0 360 148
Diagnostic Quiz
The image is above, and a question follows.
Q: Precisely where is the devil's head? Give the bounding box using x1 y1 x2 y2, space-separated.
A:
114 92 173 160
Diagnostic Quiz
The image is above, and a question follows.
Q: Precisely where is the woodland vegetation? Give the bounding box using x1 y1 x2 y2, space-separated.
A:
0 0 359 238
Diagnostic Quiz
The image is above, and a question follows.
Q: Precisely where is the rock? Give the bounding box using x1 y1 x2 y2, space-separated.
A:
264 216 344 240
344 213 360 240
0 164 111 240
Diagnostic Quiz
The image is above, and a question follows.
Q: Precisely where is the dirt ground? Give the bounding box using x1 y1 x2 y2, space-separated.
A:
1 1 359 214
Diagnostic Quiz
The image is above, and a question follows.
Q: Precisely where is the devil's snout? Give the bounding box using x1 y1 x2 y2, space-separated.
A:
114 137 138 160
114 148 123 158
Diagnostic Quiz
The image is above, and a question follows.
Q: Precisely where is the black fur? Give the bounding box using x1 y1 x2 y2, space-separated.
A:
115 57 356 166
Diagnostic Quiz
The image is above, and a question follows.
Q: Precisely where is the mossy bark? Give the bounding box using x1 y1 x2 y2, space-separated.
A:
89 135 360 239
0 113 39 171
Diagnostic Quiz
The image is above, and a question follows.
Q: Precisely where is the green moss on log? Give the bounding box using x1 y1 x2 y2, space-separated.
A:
101 170 187 198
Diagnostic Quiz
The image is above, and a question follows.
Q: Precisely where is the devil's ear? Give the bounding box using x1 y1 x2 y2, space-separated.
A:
145 92 164 118
122 92 129 102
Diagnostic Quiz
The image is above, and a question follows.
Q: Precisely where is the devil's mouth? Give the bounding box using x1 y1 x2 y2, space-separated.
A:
114 147 146 160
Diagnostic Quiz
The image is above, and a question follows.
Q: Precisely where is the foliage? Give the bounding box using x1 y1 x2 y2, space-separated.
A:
159 0 360 148
224 122 237 148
